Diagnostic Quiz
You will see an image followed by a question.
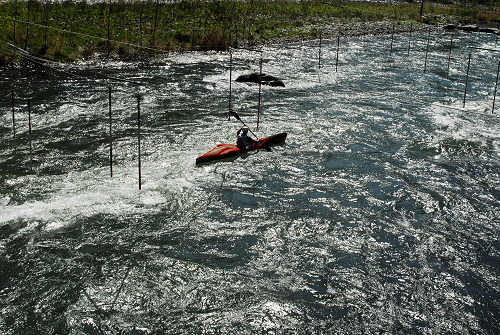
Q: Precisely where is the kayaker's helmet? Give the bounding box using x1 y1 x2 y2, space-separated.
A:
241 128 249 135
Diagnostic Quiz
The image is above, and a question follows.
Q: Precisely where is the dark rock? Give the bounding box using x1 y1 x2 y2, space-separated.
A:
235 73 285 87
478 27 498 34
460 25 479 32
443 24 457 31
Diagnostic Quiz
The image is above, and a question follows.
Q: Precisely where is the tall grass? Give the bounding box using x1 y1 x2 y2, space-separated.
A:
0 0 498 62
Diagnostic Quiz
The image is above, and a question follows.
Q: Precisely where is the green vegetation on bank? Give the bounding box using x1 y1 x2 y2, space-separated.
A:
0 0 498 63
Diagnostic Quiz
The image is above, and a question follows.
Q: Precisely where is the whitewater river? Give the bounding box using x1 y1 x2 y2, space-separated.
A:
1 30 499 334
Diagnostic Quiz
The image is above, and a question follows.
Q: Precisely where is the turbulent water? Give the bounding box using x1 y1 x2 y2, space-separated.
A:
0 30 499 334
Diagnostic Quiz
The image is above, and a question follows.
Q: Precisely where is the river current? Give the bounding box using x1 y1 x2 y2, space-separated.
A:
0 30 499 334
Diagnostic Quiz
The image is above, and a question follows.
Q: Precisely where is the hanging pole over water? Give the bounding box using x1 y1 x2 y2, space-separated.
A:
463 52 471 109
407 23 412 57
318 32 322 69
390 24 394 56
257 55 262 129
492 59 500 113
11 90 15 138
335 34 340 72
137 95 142 190
28 99 32 166
228 52 232 120
109 86 113 177
447 33 454 78
424 30 430 72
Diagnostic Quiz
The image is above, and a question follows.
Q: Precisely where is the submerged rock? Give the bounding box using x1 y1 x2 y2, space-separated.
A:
443 24 457 31
478 27 499 34
235 73 285 87
443 24 499 35
460 25 479 32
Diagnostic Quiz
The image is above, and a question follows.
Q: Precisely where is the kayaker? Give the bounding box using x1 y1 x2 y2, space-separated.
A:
236 127 256 151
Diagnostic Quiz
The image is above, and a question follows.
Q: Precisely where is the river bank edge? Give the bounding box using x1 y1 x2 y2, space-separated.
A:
1 1 499 67
3 20 498 67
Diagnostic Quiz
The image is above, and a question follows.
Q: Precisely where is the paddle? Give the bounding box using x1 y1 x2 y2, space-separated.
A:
230 111 272 152
230 111 259 139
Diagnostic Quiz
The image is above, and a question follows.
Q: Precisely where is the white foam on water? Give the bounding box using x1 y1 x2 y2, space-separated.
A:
0 141 215 230
428 101 500 156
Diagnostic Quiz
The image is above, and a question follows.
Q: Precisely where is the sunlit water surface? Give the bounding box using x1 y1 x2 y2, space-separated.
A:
1 31 499 334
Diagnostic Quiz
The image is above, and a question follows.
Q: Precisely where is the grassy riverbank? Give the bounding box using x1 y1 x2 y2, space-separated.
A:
0 0 499 63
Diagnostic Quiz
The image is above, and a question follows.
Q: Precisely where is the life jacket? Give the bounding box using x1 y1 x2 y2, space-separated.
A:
237 135 254 150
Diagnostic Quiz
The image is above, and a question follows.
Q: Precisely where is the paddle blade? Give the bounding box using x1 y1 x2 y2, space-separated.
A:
229 111 241 121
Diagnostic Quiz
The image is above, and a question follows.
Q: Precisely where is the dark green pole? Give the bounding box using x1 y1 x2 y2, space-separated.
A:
463 53 471 109
335 34 340 72
407 23 412 57
390 24 394 56
492 60 499 113
447 33 454 78
109 87 113 177
28 99 32 165
228 52 232 120
318 32 322 69
137 95 142 190
424 30 430 72
11 90 15 137
257 56 262 129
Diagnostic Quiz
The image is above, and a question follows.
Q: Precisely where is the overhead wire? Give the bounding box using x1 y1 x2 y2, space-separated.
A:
2 16 171 56
3 17 498 115
5 42 148 87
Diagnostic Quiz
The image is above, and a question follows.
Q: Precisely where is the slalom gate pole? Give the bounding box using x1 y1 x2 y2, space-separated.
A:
463 53 471 109
11 90 15 137
109 86 113 177
447 33 454 78
336 34 340 72
407 23 412 57
228 52 232 120
257 55 262 129
493 60 500 113
390 24 394 56
28 99 32 168
424 30 430 72
137 95 142 190
318 32 322 69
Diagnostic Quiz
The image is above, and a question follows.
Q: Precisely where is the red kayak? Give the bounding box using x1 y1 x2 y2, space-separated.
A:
195 132 287 166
